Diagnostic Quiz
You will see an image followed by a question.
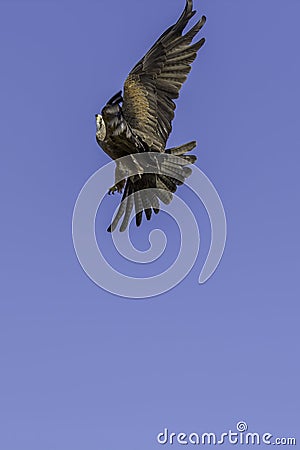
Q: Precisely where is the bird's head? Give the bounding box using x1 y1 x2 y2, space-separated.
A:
95 114 106 141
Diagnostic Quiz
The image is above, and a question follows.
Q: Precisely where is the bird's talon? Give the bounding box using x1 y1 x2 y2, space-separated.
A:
108 183 124 195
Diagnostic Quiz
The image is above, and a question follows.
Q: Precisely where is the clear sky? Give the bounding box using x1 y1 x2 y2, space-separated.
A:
0 0 299 448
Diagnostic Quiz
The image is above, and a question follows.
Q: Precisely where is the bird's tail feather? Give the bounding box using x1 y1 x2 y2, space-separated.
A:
107 141 197 232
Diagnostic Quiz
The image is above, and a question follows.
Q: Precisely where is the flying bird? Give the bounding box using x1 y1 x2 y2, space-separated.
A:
95 0 206 232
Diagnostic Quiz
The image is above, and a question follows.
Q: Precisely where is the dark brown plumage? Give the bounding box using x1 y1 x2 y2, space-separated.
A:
95 0 206 232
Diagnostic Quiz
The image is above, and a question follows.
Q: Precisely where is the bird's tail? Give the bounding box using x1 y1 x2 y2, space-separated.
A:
107 141 197 232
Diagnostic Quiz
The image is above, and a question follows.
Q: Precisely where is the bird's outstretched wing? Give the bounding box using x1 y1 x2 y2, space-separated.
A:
122 0 206 152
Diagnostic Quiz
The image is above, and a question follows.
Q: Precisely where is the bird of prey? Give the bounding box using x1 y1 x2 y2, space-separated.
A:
95 0 206 232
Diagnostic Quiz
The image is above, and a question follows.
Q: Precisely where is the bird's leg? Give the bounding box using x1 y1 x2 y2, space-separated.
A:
108 162 127 195
108 179 126 195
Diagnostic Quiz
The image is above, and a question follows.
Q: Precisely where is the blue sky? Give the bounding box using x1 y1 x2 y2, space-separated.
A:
0 0 299 448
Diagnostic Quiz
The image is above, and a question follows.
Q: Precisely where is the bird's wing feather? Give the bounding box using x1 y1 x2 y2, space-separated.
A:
122 0 206 152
